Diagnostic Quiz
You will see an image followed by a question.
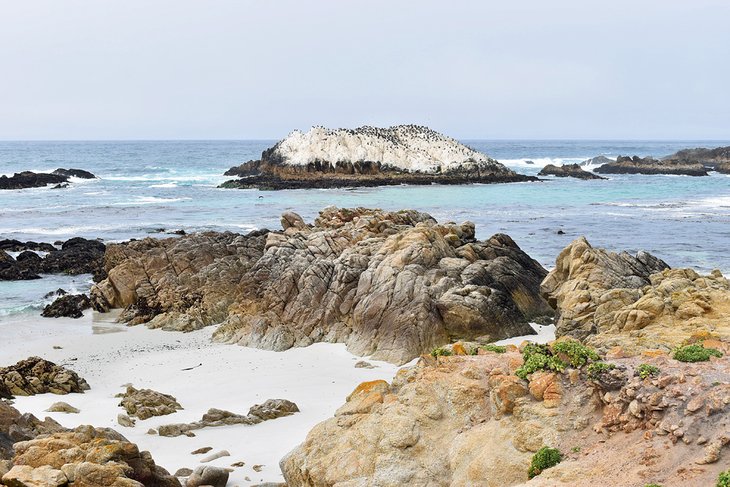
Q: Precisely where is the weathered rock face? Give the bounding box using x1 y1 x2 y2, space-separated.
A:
157 399 299 437
541 237 730 353
0 357 90 397
537 164 606 180
595 155 708 176
92 208 552 364
118 386 183 420
0 400 65 461
221 125 537 189
281 347 730 487
41 294 92 319
7 425 180 487
663 145 730 169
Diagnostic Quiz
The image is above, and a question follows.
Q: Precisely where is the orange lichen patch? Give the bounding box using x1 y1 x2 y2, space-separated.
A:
702 339 727 352
642 349 667 358
507 355 524 372
605 346 626 359
348 380 389 401
687 330 719 344
452 343 468 356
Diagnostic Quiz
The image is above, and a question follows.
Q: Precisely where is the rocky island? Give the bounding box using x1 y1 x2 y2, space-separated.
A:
594 155 708 176
0 168 96 190
538 163 606 180
220 125 537 189
663 146 730 173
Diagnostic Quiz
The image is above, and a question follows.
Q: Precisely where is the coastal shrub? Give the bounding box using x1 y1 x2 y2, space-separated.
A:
637 364 660 379
644 484 662 487
586 361 615 379
480 344 507 354
516 341 600 380
673 344 722 363
431 347 452 358
552 340 600 368
527 446 562 479
718 469 730 487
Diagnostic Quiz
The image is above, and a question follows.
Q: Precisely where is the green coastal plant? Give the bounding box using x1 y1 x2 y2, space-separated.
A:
431 347 452 358
637 364 660 379
586 361 615 379
480 344 507 354
528 446 562 479
673 344 722 363
718 469 730 487
552 340 600 367
515 341 600 380
644 484 663 487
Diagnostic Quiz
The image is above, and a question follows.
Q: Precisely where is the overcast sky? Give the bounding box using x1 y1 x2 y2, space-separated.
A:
1 1 728 140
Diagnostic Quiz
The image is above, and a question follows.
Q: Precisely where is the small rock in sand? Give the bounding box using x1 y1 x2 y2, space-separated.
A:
354 361 376 369
230 461 245 467
186 465 229 487
174 468 193 477
191 447 213 455
253 464 264 472
200 450 230 463
52 345 62 350
118 385 183 419
117 413 135 427
147 428 157 435
45 401 79 414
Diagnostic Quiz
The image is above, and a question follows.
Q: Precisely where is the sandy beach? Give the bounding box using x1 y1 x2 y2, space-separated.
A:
1 311 405 485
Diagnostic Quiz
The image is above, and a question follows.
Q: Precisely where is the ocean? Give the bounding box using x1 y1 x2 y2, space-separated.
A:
1 139 729 318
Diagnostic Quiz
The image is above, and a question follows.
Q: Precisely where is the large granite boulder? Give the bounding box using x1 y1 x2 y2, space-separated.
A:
6 425 180 487
118 386 183 420
92 208 552 364
0 400 65 461
594 155 708 176
541 237 730 353
281 347 730 486
221 125 537 189
0 357 90 397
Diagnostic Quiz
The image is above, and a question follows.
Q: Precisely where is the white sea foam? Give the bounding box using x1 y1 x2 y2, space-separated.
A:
112 196 192 206
148 182 178 188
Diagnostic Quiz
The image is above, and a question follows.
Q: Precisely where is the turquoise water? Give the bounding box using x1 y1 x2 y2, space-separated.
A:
1 139 729 317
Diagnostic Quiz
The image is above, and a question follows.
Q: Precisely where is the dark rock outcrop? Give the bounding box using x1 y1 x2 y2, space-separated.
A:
221 125 537 189
0 357 90 397
0 240 56 253
580 155 614 167
538 164 606 180
92 208 553 364
52 168 96 179
40 237 106 278
663 146 730 170
595 155 708 176
0 171 68 190
0 251 40 281
41 293 92 319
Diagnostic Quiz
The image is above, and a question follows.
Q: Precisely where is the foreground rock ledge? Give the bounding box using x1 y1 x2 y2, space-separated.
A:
220 125 538 189
92 207 553 364
281 347 730 486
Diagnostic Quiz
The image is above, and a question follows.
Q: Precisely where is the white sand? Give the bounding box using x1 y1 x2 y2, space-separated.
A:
2 311 402 486
1 312 554 486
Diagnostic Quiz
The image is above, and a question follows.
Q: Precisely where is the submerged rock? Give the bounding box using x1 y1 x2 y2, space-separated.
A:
595 155 708 176
221 125 537 189
41 293 91 319
538 163 606 180
92 207 552 364
0 357 89 397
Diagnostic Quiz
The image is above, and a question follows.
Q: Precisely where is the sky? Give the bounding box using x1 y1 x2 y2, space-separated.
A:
0 0 729 140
